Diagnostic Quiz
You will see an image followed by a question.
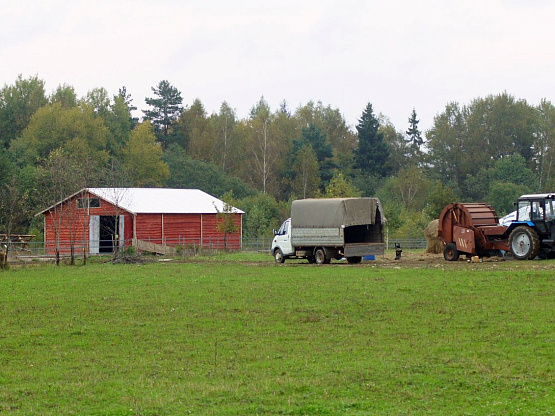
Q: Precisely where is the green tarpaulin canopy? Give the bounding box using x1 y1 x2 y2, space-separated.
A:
290 198 384 228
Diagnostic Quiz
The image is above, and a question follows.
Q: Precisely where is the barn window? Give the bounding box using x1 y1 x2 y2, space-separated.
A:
78 198 100 209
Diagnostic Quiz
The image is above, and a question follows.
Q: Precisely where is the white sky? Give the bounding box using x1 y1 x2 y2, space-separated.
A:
1 0 554 133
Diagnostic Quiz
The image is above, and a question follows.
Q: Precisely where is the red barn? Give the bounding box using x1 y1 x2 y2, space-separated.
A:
39 188 244 255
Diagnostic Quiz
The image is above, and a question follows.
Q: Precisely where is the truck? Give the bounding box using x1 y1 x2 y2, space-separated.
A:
271 197 385 264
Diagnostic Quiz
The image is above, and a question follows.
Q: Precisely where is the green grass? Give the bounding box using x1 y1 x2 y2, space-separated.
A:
0 257 554 415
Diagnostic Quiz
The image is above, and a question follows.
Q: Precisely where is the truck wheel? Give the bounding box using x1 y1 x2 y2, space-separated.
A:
347 256 362 264
274 248 285 263
443 243 460 261
315 248 327 265
509 226 540 260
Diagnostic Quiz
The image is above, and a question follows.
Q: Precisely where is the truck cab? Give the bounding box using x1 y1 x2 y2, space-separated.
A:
271 218 294 263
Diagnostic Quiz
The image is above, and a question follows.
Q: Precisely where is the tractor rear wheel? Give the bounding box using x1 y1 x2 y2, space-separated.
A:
509 226 540 260
443 243 460 261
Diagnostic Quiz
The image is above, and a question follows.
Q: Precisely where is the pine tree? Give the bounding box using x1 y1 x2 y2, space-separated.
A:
143 80 183 146
405 108 423 163
355 103 390 177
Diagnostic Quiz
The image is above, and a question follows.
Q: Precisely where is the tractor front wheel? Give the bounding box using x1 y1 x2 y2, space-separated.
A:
509 226 540 260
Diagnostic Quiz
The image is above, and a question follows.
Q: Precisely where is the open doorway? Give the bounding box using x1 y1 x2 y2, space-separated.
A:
99 216 119 253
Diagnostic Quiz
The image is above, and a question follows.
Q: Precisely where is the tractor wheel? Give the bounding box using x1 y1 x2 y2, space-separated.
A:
509 226 540 260
443 243 460 261
315 248 327 265
274 248 285 263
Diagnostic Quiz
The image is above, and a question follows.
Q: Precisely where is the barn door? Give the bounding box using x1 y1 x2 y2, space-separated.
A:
89 215 100 254
118 215 124 249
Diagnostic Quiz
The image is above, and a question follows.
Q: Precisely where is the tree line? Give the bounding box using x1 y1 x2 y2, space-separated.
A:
1 75 554 241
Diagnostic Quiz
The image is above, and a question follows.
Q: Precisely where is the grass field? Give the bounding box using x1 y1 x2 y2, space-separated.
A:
0 253 554 415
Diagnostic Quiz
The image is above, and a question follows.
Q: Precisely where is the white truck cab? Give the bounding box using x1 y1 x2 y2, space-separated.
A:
271 218 294 262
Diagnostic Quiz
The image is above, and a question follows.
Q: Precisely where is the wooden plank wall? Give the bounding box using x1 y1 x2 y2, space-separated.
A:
135 213 242 250
43 190 243 255
44 191 133 255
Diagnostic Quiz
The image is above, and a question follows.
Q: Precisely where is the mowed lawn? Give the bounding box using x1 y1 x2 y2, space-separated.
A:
0 256 554 415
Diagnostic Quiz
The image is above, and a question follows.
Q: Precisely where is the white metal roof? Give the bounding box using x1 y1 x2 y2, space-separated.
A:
86 188 244 215
518 193 555 199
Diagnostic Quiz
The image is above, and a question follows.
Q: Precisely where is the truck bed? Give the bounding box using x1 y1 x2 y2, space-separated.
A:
291 227 343 246
344 242 385 257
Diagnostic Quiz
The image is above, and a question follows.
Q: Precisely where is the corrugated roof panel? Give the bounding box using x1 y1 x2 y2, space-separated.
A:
86 188 244 214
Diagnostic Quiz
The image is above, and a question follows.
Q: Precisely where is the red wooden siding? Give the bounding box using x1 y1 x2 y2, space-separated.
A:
134 214 163 243
44 193 134 255
199 214 242 250
134 213 241 250
43 190 243 255
161 214 202 244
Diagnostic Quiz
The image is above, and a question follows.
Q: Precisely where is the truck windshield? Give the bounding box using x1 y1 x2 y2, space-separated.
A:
278 221 289 236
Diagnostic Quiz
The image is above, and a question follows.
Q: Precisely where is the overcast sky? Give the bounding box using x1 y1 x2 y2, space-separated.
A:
2 0 554 133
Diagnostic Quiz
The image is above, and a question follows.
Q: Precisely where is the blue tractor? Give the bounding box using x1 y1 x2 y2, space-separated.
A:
508 194 555 260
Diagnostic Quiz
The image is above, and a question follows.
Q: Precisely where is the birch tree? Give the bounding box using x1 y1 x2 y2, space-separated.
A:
248 97 278 193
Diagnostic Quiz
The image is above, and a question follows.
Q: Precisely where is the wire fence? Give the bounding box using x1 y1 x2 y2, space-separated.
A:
3 236 427 259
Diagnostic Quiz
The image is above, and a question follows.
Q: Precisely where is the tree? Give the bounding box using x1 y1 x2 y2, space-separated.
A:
104 94 132 156
143 80 183 146
0 177 31 268
380 117 408 175
84 87 111 118
10 102 110 171
211 101 238 173
83 87 133 157
294 123 334 186
38 149 84 265
423 181 459 219
247 97 278 194
426 102 466 187
0 75 47 148
490 154 536 190
163 144 255 199
178 98 213 161
355 103 390 177
50 83 78 108
237 193 280 238
396 166 431 211
291 144 320 199
215 191 239 251
427 94 538 199
322 172 361 198
534 99 555 189
405 108 424 164
488 182 531 216
118 86 139 129
123 122 169 187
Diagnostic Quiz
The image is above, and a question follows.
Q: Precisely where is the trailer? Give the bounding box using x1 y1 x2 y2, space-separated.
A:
438 203 510 261
271 197 385 264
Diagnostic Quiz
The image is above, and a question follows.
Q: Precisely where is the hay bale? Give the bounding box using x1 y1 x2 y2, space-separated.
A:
424 219 443 254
